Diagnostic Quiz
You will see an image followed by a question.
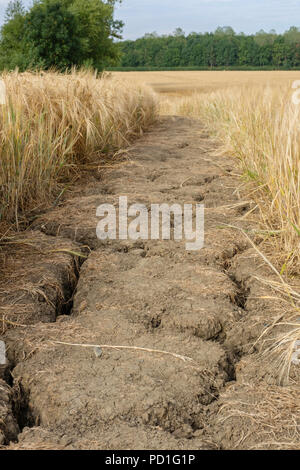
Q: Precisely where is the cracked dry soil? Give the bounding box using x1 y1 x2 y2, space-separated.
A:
1 116 297 450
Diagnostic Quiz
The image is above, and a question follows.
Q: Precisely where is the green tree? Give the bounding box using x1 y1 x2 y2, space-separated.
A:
67 0 123 68
237 36 258 66
273 36 291 67
24 1 82 70
0 0 27 70
284 26 300 44
173 27 185 37
215 26 235 36
0 0 123 71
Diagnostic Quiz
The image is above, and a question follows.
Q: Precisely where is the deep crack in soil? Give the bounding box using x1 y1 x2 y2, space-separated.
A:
1 116 298 450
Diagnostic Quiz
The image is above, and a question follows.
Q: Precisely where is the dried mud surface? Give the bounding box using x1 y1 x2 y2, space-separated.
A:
0 117 299 450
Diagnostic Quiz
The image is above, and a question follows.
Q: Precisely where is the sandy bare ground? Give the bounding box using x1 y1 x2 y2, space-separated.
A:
0 117 299 450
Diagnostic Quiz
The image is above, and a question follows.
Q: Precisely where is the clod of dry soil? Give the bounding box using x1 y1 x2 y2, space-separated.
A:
0 117 299 450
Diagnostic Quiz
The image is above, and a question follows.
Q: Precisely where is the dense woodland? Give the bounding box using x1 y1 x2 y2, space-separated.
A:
119 27 300 69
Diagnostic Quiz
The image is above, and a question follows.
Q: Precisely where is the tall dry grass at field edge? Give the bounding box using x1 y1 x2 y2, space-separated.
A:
161 83 300 383
161 84 300 272
0 70 157 227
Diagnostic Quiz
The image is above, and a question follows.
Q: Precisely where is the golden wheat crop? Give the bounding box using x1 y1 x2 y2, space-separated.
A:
112 70 300 96
161 82 300 272
114 72 300 268
0 69 157 227
158 74 300 378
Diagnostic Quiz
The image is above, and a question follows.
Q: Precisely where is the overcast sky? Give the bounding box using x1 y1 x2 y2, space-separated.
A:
0 0 300 39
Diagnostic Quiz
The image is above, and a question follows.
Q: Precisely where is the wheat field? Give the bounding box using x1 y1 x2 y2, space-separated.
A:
113 71 300 274
0 70 157 230
112 70 300 95
162 83 300 270
114 70 300 375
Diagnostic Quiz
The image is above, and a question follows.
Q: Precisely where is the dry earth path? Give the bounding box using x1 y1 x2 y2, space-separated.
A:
0 117 298 450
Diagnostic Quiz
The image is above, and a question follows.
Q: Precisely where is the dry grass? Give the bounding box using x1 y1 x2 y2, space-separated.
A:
161 83 300 271
114 71 300 269
142 71 300 382
0 69 157 228
218 382 300 449
112 70 300 96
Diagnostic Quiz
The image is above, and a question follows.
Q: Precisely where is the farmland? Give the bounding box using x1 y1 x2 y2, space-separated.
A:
0 69 299 450
112 70 300 95
113 70 300 274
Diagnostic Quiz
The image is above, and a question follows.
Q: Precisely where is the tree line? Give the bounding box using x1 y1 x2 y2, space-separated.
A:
2 2 300 72
119 27 300 69
0 0 123 71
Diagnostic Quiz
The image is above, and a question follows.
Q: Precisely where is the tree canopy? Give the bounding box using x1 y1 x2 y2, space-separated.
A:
0 0 123 71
